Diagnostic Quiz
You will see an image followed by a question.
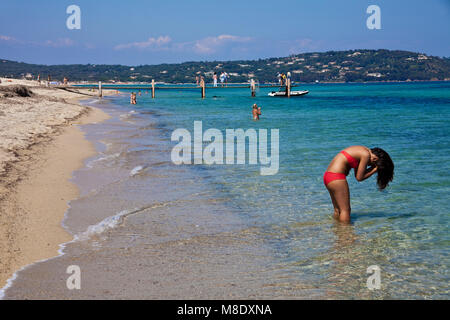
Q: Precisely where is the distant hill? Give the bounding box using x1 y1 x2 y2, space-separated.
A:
1 49 450 83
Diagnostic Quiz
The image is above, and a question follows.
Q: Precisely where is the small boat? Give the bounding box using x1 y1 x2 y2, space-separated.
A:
268 89 309 97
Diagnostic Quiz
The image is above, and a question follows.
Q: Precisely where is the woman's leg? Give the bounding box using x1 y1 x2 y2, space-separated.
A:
326 180 351 223
327 188 340 219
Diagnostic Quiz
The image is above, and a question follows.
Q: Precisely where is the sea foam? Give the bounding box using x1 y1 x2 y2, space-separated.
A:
130 165 144 176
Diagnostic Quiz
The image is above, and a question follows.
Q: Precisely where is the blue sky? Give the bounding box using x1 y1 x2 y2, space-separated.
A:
0 0 449 65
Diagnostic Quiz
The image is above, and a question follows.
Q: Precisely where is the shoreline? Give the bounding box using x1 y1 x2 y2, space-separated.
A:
1 96 292 300
0 79 111 290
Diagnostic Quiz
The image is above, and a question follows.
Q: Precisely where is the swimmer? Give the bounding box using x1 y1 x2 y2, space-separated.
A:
324 146 394 223
252 103 261 120
130 92 137 105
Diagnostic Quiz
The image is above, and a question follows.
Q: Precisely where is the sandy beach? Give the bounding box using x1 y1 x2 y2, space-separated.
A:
0 78 111 289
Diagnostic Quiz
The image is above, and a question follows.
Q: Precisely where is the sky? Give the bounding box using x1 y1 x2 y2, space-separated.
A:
0 0 449 65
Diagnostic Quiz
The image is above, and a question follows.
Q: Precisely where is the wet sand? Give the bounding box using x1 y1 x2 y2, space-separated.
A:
0 78 111 289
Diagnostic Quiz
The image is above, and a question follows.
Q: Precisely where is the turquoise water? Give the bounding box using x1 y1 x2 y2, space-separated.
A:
120 82 449 298
4 82 448 299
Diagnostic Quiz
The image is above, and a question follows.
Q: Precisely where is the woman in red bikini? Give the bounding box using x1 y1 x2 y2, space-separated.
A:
324 146 394 223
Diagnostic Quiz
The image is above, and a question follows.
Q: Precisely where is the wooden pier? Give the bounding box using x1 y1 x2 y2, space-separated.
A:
60 80 298 98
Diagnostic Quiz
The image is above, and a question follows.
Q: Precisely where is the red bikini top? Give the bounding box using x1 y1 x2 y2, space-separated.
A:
341 151 359 169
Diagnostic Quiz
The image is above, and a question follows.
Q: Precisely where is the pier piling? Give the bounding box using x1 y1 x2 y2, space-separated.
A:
286 78 291 98
98 81 103 98
200 78 205 98
151 79 155 98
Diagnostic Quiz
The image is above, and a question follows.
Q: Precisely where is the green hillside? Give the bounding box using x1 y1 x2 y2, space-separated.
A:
1 49 449 83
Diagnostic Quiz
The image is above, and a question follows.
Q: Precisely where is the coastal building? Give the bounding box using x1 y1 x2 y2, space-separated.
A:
347 51 362 57
367 72 383 78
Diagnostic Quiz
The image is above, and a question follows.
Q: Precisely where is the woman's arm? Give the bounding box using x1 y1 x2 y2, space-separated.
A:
355 151 377 182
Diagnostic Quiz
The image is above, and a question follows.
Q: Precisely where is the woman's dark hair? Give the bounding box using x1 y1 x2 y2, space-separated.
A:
371 147 394 190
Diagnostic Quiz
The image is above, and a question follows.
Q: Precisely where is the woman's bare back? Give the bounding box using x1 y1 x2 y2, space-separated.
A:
326 145 370 174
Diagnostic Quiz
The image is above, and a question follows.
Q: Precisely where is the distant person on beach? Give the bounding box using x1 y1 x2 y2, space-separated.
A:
196 76 199 86
324 146 394 223
252 103 261 120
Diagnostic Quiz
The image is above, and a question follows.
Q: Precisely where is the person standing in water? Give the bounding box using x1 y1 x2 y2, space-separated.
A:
130 92 137 104
220 72 225 87
213 72 218 87
224 72 229 87
252 103 261 120
324 146 394 223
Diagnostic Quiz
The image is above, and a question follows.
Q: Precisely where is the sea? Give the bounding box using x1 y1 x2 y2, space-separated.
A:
2 81 449 299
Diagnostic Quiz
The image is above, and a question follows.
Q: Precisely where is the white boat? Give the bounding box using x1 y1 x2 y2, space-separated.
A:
268 89 309 97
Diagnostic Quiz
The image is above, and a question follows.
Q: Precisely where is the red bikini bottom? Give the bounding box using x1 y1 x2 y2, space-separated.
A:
323 171 347 186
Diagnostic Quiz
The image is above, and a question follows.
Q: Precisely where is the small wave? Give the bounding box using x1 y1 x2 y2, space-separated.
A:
0 202 171 299
74 203 166 242
86 152 121 168
73 208 134 241
119 110 138 120
130 165 145 176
